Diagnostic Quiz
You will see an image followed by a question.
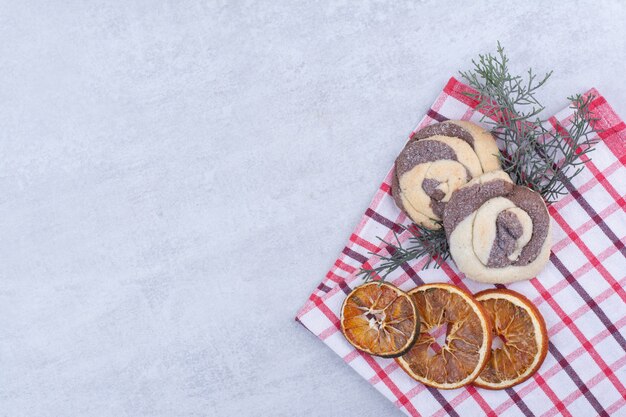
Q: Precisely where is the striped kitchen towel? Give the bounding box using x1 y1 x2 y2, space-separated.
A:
296 77 626 417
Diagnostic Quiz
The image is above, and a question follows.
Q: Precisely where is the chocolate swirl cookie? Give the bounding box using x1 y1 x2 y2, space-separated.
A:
443 171 552 284
392 121 500 229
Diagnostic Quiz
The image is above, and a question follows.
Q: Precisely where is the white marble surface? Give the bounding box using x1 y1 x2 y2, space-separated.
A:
0 1 624 416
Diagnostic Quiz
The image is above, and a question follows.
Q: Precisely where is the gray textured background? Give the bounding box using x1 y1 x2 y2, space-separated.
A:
0 1 624 416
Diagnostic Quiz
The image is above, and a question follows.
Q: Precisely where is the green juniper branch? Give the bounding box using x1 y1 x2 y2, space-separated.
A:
358 42 598 282
357 223 450 283
459 42 598 204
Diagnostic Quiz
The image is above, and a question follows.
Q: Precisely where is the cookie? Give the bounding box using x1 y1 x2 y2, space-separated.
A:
443 171 551 284
392 121 500 229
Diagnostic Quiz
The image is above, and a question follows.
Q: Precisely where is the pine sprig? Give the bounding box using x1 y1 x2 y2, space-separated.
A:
459 42 599 203
358 42 598 282
357 223 449 283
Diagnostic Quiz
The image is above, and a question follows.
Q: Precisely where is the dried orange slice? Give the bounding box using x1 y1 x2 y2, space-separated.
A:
474 289 548 389
396 283 492 389
340 282 420 358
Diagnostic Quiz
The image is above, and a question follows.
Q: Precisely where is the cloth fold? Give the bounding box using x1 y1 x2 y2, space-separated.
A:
296 77 626 417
